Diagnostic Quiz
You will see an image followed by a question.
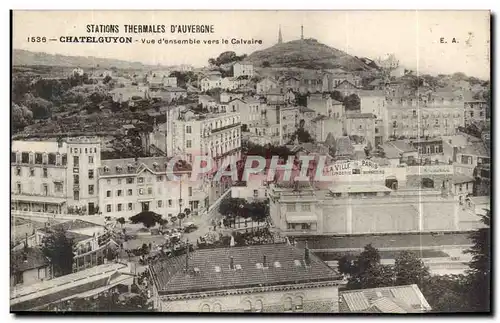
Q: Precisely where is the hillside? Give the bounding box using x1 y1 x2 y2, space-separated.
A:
244 38 374 71
13 49 158 69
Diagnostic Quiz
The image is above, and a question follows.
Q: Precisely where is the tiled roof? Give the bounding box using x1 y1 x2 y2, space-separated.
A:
299 106 315 113
11 247 50 272
98 157 192 176
38 219 100 233
380 143 403 159
150 243 341 295
339 284 431 313
459 143 489 157
388 140 417 153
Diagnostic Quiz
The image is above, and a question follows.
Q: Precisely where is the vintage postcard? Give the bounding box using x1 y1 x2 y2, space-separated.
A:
10 10 491 314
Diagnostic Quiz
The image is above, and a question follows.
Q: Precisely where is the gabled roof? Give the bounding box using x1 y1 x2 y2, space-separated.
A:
459 143 489 157
99 157 192 176
339 284 432 313
150 243 341 295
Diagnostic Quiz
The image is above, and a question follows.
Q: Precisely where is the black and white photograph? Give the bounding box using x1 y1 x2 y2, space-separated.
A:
9 10 491 314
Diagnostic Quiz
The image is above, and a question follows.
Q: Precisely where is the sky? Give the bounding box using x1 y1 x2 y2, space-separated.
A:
13 10 490 79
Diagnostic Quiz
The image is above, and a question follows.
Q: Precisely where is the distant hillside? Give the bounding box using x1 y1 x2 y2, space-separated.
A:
13 49 158 69
244 38 374 71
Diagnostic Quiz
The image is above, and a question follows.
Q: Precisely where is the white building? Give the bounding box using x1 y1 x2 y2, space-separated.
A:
233 62 254 78
200 75 222 92
256 77 278 95
11 138 101 215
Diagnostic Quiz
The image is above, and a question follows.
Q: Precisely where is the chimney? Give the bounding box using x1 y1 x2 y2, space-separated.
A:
304 241 311 265
263 255 267 268
230 256 234 270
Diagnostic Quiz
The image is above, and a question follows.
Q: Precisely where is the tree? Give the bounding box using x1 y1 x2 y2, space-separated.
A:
394 251 430 286
219 198 247 228
262 61 271 68
183 208 191 218
129 211 162 229
12 103 34 132
158 218 168 228
421 274 471 312
340 244 394 290
465 211 491 312
116 217 126 228
343 94 361 111
41 228 74 277
170 215 178 227
331 90 344 102
103 75 112 84
177 213 185 227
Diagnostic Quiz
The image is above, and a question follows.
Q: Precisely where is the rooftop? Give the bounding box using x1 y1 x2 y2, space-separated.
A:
339 284 432 313
345 112 376 119
458 142 489 157
150 243 341 295
451 174 475 184
99 157 192 176
11 247 50 273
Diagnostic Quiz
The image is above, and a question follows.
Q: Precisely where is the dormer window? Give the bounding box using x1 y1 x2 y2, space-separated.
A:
127 164 134 173
116 165 122 173
104 166 109 173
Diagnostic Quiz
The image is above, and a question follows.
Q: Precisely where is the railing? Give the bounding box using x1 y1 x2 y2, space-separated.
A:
211 122 242 133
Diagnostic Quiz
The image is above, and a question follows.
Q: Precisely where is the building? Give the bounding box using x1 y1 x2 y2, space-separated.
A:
110 86 149 104
322 73 361 93
385 96 465 140
256 77 278 95
233 62 254 78
307 94 342 118
280 76 301 92
10 263 134 311
71 68 84 77
279 106 300 145
200 75 222 92
451 174 475 204
344 113 376 147
268 162 483 235
464 99 488 126
265 88 295 106
11 138 101 216
97 157 205 218
148 243 344 312
339 285 432 313
34 219 112 273
164 76 178 88
163 87 188 102
11 247 52 287
310 116 343 143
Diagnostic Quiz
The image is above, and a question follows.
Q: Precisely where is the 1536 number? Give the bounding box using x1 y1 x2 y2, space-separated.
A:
27 36 47 43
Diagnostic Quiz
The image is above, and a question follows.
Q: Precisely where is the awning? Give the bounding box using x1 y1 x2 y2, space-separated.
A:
286 213 317 223
11 195 66 205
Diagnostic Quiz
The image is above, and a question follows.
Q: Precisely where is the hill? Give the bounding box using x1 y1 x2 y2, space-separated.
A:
13 49 159 69
244 38 374 71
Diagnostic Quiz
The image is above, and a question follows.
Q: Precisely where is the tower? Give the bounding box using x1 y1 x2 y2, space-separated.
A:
278 25 283 44
301 24 304 40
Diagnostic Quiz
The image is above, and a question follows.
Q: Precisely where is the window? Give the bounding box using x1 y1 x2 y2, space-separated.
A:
41 167 48 178
156 176 163 182
295 297 304 311
88 169 94 179
54 182 63 192
106 190 111 198
127 189 133 196
16 183 22 194
88 156 94 164
107 179 111 185
158 200 162 208
128 203 133 211
126 177 134 184
186 140 192 148
38 268 46 280
201 304 210 312
73 190 80 201
117 204 122 212
186 125 192 133
89 185 94 195
413 110 417 117
16 167 21 176
35 153 43 164
117 190 122 197
62 154 67 166
147 187 153 195
138 177 144 184
74 174 79 185
213 304 221 312
118 179 122 185
73 156 79 167
255 300 263 312
85 148 88 154
138 188 144 195
30 168 35 177
106 204 112 212
286 204 296 212
168 199 172 207
188 187 193 197
284 298 293 312
302 203 311 211
42 184 48 196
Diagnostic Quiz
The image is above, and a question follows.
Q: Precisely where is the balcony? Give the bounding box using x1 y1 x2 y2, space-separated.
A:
211 122 241 134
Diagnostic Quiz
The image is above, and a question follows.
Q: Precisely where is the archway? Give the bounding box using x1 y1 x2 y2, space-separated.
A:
421 177 434 189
